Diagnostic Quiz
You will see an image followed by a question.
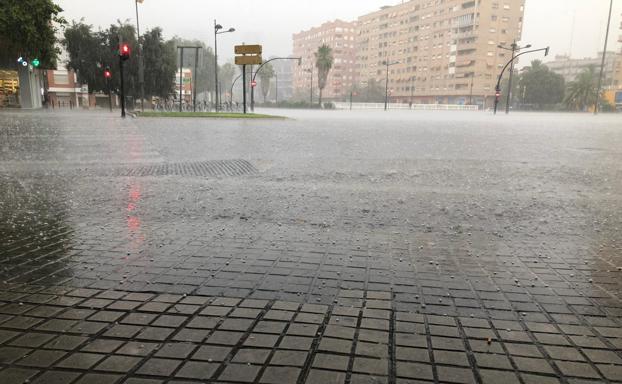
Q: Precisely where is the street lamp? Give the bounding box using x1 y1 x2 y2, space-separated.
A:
594 0 613 115
497 41 532 114
214 20 235 111
383 60 399 111
304 68 313 104
135 0 145 111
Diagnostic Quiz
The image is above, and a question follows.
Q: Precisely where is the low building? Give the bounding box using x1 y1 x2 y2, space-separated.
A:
174 68 193 102
45 69 89 108
547 53 620 87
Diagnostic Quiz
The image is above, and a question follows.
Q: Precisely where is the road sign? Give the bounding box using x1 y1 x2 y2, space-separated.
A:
235 55 263 65
235 45 262 55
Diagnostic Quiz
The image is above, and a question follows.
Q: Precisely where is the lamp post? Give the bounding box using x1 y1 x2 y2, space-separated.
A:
304 68 313 104
383 60 399 111
594 0 613 115
497 42 531 114
214 21 235 111
494 45 549 115
135 0 144 111
274 72 278 104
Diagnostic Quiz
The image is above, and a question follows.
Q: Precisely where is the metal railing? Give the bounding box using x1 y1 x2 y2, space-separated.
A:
333 102 479 111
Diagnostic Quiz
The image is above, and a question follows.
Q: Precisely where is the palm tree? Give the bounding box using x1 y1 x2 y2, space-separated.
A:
564 66 598 111
315 44 334 108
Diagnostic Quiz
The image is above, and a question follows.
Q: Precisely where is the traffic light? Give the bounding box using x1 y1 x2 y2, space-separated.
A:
120 44 131 61
495 89 501 100
32 58 40 68
104 67 112 79
250 80 257 88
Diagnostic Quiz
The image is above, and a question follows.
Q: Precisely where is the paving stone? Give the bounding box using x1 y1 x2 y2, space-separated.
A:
312 353 349 371
136 358 182 376
305 369 346 384
56 352 106 369
218 363 261 382
270 350 308 366
192 345 232 361
232 348 272 364
260 366 301 383
31 370 82 384
175 361 219 380
95 355 142 372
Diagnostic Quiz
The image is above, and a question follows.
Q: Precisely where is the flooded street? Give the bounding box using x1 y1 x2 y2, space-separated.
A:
1 109 621 383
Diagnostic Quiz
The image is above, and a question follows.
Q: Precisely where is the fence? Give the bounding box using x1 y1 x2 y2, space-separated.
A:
333 102 479 111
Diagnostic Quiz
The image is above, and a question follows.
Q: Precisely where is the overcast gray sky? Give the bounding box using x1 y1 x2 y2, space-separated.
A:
56 0 621 66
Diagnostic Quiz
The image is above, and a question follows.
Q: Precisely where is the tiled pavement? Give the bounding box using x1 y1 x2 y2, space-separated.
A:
1 111 622 383
0 285 621 383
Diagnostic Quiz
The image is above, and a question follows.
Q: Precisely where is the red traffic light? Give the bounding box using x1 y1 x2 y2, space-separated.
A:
120 44 131 60
250 80 257 88
104 68 111 79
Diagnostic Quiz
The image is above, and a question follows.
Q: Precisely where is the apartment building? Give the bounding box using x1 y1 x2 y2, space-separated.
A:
356 0 525 108
292 19 357 101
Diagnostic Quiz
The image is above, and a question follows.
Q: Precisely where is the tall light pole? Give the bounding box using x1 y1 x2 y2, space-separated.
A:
304 68 313 104
498 41 531 114
594 0 614 115
383 60 399 111
214 21 235 111
135 0 145 111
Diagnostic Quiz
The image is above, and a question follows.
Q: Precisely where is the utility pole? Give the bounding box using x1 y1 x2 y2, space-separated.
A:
193 47 200 112
594 0 613 115
505 41 518 114
469 74 474 106
242 64 247 114
384 60 399 111
135 0 144 112
179 47 184 112
214 21 236 111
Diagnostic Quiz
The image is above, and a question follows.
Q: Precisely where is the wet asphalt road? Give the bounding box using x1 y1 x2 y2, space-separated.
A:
0 108 621 384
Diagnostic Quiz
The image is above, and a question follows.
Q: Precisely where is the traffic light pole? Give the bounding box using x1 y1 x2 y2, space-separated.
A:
494 46 549 115
242 64 247 114
107 78 112 112
120 56 126 118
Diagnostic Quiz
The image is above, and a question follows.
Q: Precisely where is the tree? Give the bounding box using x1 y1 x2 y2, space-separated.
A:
315 44 334 107
258 63 275 102
141 28 176 99
518 60 565 110
219 63 236 100
63 21 107 93
0 0 66 68
564 66 598 111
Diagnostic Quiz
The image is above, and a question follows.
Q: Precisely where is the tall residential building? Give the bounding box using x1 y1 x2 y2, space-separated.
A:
269 58 294 102
356 0 525 107
292 19 357 101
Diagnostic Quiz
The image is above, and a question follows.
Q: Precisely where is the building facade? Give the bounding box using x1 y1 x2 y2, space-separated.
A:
356 0 525 108
547 53 620 88
292 19 358 101
270 59 294 102
45 69 89 108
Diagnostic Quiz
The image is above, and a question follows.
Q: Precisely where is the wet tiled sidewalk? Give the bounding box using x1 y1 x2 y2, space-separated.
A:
1 111 622 383
1 284 621 383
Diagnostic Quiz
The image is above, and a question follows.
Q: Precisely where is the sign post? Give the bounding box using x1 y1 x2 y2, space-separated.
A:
235 44 262 114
